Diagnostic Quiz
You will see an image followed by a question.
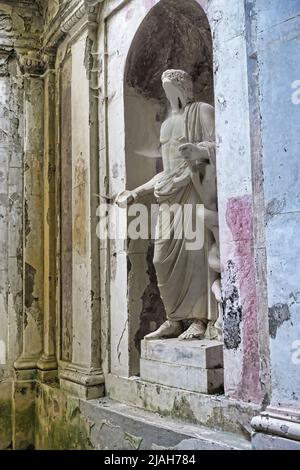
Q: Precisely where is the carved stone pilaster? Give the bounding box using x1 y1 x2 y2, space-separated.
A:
14 49 45 375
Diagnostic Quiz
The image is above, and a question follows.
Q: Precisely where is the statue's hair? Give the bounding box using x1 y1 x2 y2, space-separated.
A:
161 69 194 103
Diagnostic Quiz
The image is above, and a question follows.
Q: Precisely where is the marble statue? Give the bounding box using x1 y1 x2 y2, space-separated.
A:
116 70 222 341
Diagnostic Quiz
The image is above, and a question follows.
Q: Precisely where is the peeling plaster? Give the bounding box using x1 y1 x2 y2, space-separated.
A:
268 303 291 339
222 260 242 350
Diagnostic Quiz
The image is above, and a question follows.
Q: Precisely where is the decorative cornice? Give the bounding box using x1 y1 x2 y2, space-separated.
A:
43 0 104 50
60 2 96 34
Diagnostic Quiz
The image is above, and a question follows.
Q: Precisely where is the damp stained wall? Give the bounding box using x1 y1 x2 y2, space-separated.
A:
0 0 43 449
255 0 300 407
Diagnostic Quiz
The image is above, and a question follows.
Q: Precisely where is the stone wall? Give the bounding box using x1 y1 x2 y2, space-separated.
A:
255 0 300 408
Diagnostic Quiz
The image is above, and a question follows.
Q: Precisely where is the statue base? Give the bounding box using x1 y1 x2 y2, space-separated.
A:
140 338 224 394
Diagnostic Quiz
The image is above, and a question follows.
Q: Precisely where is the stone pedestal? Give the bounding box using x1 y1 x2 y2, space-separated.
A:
140 339 224 394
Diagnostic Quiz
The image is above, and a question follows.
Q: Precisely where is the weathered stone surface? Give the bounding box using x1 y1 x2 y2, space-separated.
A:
60 53 73 362
140 339 223 393
141 339 224 369
254 1 300 410
140 358 223 394
107 374 259 437
13 379 36 450
35 384 250 450
81 397 251 450
0 380 12 450
35 383 93 450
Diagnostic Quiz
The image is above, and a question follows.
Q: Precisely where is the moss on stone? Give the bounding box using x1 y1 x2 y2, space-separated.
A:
0 400 12 449
35 383 93 450
14 401 35 449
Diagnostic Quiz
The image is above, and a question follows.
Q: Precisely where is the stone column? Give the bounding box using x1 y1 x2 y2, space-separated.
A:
37 51 58 381
11 51 45 450
0 48 18 450
209 0 269 405
59 13 104 399
14 52 45 375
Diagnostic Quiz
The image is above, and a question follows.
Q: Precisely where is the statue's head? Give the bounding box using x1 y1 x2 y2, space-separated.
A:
161 69 194 108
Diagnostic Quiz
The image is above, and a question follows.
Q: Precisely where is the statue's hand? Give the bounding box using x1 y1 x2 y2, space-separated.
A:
178 143 209 164
115 190 138 208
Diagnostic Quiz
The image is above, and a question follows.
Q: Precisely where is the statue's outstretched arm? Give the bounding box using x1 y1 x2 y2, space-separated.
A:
115 172 164 207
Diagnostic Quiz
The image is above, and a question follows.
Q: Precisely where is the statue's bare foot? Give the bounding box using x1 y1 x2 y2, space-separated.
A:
144 320 183 341
178 320 207 340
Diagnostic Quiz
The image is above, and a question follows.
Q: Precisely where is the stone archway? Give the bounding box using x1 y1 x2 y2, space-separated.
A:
103 0 266 406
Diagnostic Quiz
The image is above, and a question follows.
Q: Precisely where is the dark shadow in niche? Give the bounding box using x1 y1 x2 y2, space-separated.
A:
125 0 214 105
134 243 166 354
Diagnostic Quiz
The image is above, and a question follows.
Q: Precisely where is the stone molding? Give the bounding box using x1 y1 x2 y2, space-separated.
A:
59 364 105 399
43 0 104 49
251 407 300 443
60 365 104 386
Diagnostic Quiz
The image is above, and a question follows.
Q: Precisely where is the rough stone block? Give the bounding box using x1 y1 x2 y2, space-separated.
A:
140 358 223 394
140 339 224 394
141 339 223 369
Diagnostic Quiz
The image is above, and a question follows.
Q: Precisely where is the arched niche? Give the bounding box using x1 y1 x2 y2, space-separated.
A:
103 0 266 406
123 0 214 374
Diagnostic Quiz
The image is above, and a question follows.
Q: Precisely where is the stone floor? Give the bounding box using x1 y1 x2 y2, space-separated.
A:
80 398 251 450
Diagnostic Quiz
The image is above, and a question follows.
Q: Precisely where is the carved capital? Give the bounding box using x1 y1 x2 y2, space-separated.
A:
16 50 46 75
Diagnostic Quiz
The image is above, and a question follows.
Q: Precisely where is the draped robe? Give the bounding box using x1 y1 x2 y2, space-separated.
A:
153 102 217 322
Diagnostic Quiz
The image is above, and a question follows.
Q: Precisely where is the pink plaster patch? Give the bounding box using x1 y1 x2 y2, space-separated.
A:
226 195 263 404
226 196 253 242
